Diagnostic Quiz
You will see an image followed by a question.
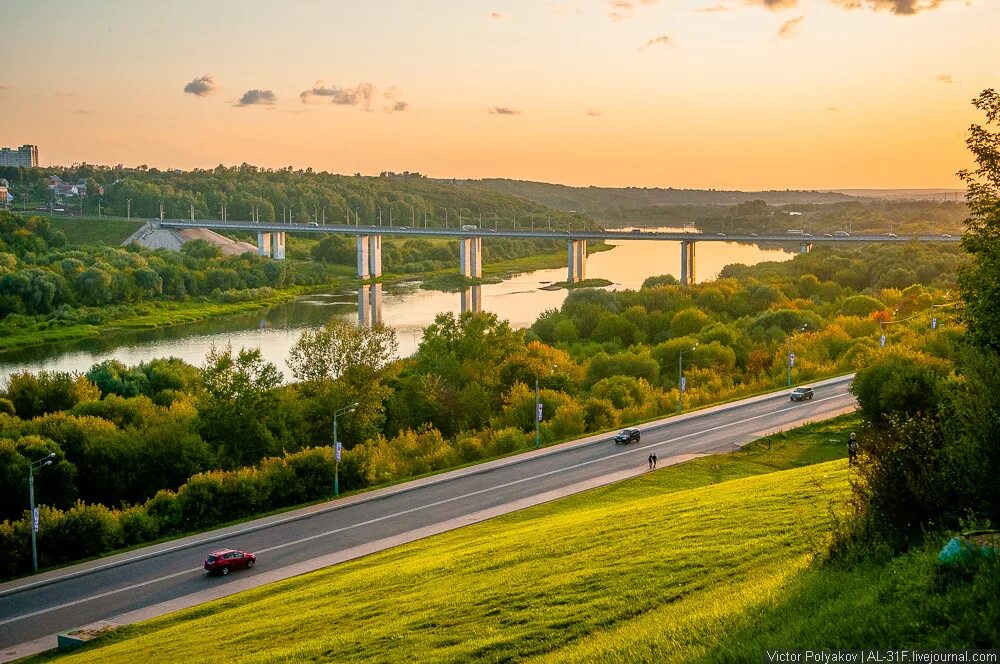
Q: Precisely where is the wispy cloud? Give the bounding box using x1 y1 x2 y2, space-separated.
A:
235 89 276 107
489 106 521 115
830 0 947 14
383 87 409 113
827 106 839 112
753 0 799 9
489 11 507 19
585 108 603 117
693 4 733 12
183 75 217 97
300 82 377 110
937 74 954 84
778 15 804 37
73 109 93 115
640 34 672 50
606 0 657 20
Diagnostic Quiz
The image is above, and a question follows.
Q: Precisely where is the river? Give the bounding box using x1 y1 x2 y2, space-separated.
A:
0 233 796 382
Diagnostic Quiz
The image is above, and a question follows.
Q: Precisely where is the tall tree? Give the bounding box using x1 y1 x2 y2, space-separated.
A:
958 88 1000 351
199 345 282 467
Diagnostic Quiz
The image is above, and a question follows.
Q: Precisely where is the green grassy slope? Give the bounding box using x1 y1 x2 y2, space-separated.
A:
37 416 996 662
48 218 144 246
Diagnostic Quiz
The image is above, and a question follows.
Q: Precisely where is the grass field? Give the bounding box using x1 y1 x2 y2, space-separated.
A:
28 416 998 662
48 218 144 246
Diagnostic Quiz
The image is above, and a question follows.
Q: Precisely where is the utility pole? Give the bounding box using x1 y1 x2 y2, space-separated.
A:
127 199 131 221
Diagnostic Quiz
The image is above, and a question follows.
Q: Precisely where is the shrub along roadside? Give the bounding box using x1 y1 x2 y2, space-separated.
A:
0 424 542 580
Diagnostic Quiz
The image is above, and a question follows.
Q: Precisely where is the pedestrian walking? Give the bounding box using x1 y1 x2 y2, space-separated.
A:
652 453 657 468
848 432 858 466
648 453 654 469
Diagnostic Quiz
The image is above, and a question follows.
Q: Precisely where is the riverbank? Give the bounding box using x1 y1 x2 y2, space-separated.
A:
0 283 347 352
0 244 617 354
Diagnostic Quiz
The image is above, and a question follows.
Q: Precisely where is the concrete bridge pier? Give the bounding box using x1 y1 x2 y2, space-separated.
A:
357 236 369 278
357 235 383 279
257 232 271 257
680 240 696 286
369 235 382 277
800 242 812 254
459 237 482 278
460 285 482 314
272 232 286 260
567 239 587 282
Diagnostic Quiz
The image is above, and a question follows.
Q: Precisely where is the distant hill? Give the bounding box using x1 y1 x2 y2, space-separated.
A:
453 179 859 212
828 189 964 202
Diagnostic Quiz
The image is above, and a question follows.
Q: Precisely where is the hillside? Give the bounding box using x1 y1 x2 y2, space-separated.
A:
462 179 858 212
39 417 995 663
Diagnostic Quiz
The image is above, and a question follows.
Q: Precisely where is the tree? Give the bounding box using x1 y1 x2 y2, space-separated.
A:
958 89 1000 352
199 345 283 467
850 349 950 424
287 320 399 445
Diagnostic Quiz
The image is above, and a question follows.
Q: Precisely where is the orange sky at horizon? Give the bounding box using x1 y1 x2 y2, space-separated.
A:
2 0 995 190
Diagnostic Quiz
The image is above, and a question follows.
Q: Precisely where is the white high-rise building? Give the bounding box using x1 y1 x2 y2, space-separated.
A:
0 145 39 168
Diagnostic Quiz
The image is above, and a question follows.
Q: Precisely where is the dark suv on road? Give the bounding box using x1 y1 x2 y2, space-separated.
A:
615 428 641 444
789 387 814 402
205 549 256 576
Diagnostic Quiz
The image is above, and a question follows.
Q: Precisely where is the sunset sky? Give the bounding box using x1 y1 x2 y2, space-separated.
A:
3 0 995 190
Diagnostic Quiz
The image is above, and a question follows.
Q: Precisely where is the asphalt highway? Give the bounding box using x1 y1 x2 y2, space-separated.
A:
0 375 855 653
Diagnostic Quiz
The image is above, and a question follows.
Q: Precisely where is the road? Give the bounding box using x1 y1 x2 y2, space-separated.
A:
158 219 960 244
0 375 855 656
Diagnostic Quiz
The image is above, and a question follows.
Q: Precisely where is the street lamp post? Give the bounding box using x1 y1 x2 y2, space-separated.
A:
28 452 56 573
534 365 557 448
332 403 358 497
787 324 808 386
678 344 698 414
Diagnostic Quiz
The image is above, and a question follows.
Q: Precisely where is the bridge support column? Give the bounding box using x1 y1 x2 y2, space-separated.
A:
357 236 370 278
680 240 696 286
800 242 812 254
459 238 482 278
271 232 286 260
567 239 587 282
368 235 382 278
257 232 271 258
471 237 481 278
459 239 470 277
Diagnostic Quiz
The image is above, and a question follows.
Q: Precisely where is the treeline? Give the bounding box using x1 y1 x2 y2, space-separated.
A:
1 164 593 230
0 211 340 324
834 89 1000 556
597 200 968 236
0 237 965 576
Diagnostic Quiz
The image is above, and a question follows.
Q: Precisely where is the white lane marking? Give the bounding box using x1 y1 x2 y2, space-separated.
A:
0 567 201 627
0 392 853 626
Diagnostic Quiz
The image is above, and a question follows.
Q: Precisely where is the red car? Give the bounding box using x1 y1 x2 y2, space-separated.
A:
204 549 256 576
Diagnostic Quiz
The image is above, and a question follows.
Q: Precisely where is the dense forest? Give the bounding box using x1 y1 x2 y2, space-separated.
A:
0 165 593 231
470 178 857 210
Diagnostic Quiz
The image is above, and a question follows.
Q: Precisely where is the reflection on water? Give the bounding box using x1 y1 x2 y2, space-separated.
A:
0 232 795 382
358 283 384 327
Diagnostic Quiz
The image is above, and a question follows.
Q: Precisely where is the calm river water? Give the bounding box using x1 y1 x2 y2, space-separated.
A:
0 233 795 382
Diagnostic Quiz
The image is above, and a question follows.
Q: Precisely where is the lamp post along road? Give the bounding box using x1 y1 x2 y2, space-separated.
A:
678 344 697 414
333 403 358 497
787 324 808 386
28 452 56 573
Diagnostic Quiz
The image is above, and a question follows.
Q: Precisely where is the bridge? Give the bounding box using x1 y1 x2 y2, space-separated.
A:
157 219 960 287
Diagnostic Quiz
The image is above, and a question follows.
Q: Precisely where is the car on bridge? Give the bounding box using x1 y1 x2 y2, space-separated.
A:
205 549 257 576
789 387 814 402
614 428 641 444
834 230 850 237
